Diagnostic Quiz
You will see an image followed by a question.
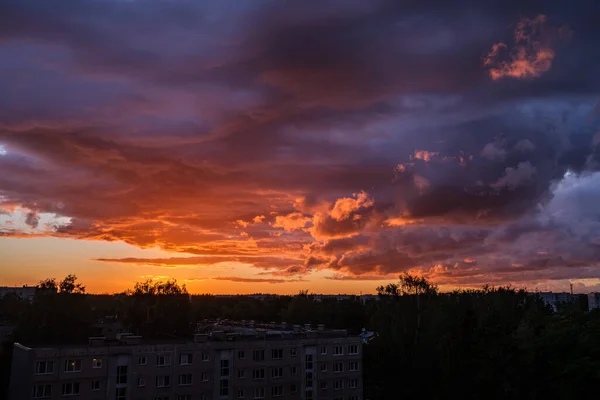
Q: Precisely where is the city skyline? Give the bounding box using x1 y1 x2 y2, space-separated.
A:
1 0 600 294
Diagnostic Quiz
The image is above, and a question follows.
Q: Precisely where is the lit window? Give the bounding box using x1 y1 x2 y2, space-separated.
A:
92 358 103 369
63 359 81 373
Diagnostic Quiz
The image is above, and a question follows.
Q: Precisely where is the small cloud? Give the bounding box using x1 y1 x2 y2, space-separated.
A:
491 161 537 190
235 220 249 228
330 191 373 221
484 14 565 80
325 273 394 281
272 212 311 231
411 150 439 162
0 145 6 156
253 215 266 223
481 141 506 160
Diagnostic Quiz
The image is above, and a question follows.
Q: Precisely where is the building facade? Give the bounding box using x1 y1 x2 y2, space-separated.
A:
0 285 36 302
9 325 363 400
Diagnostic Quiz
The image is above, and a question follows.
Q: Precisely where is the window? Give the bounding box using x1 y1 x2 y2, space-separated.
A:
91 380 100 391
178 373 192 386
221 359 229 376
115 387 126 400
62 382 80 396
271 349 283 359
320 382 327 390
305 354 313 370
202 352 210 361
333 397 343 400
35 361 54 375
156 375 171 387
92 358 103 369
237 389 245 398
320 363 327 372
253 368 265 380
178 396 192 400
349 361 359 371
290 347 297 357
252 349 264 361
138 356 147 365
320 346 327 355
238 370 245 379
32 384 51 398
64 359 81 373
137 377 146 387
334 346 343 356
180 353 193 365
157 354 171 367
305 372 313 387
154 397 169 400
116 365 128 384
290 384 297 393
349 344 359 355
349 396 360 400
306 390 313 400
271 367 282 378
238 350 245 359
271 385 283 397
290 366 297 375
219 379 229 396
334 380 343 390
334 362 344 373
201 372 209 381
253 387 264 399
350 378 358 389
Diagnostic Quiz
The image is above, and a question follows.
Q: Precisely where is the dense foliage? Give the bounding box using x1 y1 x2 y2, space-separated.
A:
0 274 596 400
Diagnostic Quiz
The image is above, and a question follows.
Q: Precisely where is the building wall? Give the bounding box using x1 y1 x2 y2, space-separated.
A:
10 336 363 400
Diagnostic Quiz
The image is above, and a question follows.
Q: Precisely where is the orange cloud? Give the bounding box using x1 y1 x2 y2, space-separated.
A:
330 191 373 221
411 150 439 162
484 15 566 80
272 212 311 231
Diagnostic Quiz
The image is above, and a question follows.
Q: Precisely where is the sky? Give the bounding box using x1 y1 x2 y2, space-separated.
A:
1 0 599 294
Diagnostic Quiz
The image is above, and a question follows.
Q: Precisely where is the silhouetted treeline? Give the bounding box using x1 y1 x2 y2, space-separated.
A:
0 274 598 399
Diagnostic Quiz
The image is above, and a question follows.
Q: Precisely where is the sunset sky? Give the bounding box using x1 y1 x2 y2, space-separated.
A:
1 0 599 294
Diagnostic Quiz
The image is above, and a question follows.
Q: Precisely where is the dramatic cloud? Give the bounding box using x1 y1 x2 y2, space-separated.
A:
1 0 599 290
213 276 305 284
484 14 567 80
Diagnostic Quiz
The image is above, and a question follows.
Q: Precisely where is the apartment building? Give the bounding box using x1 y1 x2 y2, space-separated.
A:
9 322 364 400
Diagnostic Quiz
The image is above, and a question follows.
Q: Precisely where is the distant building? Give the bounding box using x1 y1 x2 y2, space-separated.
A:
536 292 576 311
588 293 600 311
9 321 365 400
0 285 36 302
